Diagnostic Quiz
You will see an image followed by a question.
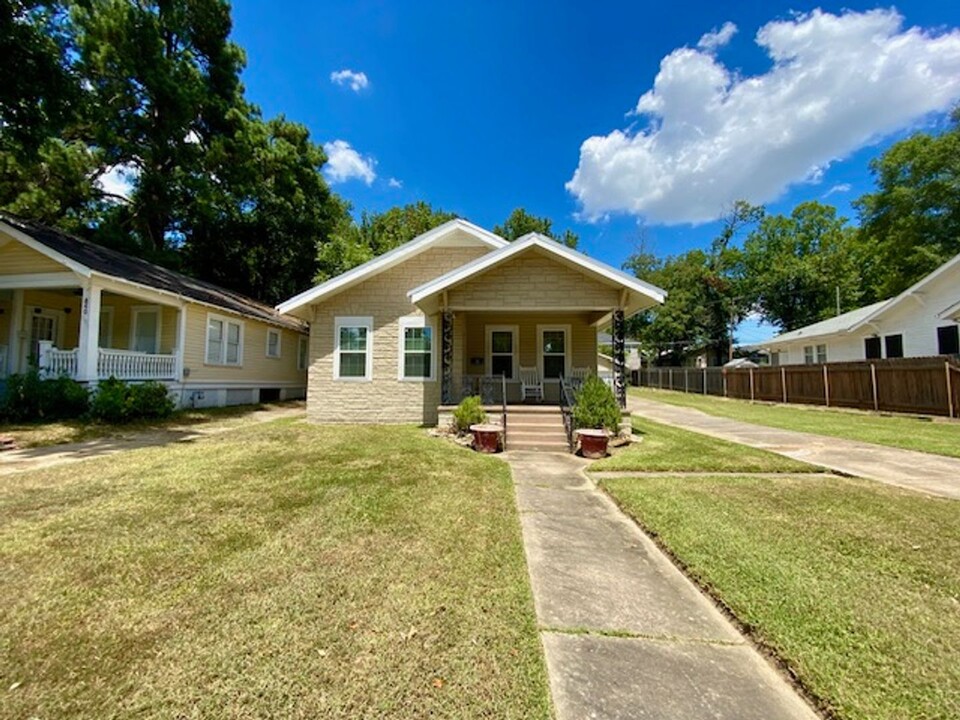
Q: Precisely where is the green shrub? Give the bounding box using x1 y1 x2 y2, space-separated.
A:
572 375 621 432
0 368 89 422
90 377 175 423
453 395 487 433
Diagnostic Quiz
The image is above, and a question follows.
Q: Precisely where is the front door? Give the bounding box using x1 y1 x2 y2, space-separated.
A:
24 310 59 369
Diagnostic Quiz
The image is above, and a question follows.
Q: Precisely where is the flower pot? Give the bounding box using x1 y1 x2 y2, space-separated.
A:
470 424 503 453
576 428 610 459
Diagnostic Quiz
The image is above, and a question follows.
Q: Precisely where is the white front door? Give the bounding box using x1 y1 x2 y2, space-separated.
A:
25 310 59 368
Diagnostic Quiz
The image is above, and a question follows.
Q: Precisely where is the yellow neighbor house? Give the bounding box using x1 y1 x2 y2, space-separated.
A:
0 214 307 408
278 219 666 443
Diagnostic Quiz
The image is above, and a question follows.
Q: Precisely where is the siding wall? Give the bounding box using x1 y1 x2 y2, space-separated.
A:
0 240 65 274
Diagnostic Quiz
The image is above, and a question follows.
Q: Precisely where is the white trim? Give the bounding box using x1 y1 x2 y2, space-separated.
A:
0 272 83 289
98 306 114 347
297 335 309 371
397 315 436 382
204 312 245 367
130 305 162 354
939 298 960 320
537 324 571 381
408 233 666 307
485 324 519 379
334 315 373 381
265 328 282 359
276 219 508 316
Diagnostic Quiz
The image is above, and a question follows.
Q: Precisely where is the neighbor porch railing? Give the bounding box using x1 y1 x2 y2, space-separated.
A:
97 348 177 380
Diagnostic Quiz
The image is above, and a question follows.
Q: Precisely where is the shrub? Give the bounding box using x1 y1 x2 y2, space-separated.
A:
572 375 621 432
128 381 176 419
90 377 175 423
452 395 487 433
0 368 89 422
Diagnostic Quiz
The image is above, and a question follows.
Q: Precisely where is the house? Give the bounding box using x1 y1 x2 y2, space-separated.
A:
748 253 960 365
277 219 666 425
0 214 308 407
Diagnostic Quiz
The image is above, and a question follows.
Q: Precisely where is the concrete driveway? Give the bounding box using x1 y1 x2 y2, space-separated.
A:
629 397 960 500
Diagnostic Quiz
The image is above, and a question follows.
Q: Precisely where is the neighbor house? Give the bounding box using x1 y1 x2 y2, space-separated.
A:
748 252 960 365
0 214 307 407
277 219 665 426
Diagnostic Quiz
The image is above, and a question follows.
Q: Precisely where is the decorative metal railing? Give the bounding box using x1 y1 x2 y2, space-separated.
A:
500 372 508 447
559 374 578 452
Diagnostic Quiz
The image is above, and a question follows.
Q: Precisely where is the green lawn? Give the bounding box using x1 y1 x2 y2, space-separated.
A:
590 416 817 473
632 386 960 458
601 473 960 720
0 421 549 719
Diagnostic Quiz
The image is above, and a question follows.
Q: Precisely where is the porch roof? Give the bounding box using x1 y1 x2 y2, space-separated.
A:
408 233 666 318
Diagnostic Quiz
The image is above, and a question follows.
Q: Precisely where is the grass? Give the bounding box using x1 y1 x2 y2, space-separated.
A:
600 473 960 720
0 401 301 449
590 416 817 473
632 386 960 459
0 421 550 719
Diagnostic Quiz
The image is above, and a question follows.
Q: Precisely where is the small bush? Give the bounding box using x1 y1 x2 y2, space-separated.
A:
0 368 89 422
572 375 621 432
90 377 175 423
453 395 487 433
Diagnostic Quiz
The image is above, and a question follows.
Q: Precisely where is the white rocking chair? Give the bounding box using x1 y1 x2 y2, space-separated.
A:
519 366 543 402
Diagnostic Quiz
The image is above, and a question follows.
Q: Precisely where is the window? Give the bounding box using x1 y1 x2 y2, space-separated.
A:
99 307 114 348
937 325 959 355
803 345 815 365
884 334 904 358
335 316 372 380
266 329 281 358
864 337 881 359
398 316 434 381
298 335 309 370
770 352 780 367
816 344 827 364
131 306 161 354
206 313 243 365
539 325 570 380
486 325 517 379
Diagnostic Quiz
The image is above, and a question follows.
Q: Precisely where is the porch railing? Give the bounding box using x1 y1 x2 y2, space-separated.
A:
559 374 577 452
38 343 78 378
98 348 177 380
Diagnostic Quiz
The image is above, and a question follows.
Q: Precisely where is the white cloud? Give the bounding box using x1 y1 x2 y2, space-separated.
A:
697 21 737 52
822 183 852 198
330 69 369 92
322 140 377 185
96 162 139 201
566 9 960 225
387 177 403 189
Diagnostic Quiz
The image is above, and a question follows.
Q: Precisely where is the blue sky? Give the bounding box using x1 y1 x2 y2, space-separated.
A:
230 1 960 343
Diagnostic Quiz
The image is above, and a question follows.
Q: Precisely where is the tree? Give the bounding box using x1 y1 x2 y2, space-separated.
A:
855 112 960 299
315 201 456 282
742 201 862 331
493 207 578 248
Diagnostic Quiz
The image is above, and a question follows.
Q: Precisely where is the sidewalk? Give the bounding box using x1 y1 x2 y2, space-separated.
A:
506 451 818 720
629 397 960 500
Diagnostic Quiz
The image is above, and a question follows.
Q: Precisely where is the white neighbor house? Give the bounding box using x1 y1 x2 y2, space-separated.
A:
749 253 960 365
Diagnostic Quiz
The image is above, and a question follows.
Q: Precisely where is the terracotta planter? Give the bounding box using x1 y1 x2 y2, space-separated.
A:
576 428 610 459
470 424 503 453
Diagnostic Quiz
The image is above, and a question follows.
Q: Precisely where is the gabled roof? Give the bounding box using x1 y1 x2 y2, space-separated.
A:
750 301 890 348
0 213 305 331
276 218 508 318
940 298 960 321
407 233 666 313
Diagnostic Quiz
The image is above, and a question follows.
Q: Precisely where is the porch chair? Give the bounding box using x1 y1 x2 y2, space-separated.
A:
519 366 543 402
570 367 591 382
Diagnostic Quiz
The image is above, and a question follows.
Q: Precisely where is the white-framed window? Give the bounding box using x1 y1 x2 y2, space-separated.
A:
398 315 435 381
205 313 244 366
335 316 372 381
266 328 281 358
99 306 114 348
538 324 570 380
131 305 161 354
816 344 827 364
298 335 309 371
803 345 815 365
486 325 518 379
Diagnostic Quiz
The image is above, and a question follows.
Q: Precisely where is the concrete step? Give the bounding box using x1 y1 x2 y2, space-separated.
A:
505 405 563 415
509 430 569 443
507 440 571 452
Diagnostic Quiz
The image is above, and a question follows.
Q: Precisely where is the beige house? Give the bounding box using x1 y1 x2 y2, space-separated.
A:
278 219 665 427
0 214 307 407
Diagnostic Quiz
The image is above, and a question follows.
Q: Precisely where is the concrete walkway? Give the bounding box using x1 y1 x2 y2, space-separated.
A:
506 451 819 720
629 397 960 500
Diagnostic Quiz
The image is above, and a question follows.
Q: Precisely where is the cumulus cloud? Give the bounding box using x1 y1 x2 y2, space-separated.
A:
330 69 369 92
322 140 377 185
96 162 139 201
566 9 960 225
697 21 737 52
387 177 403 188
822 183 852 198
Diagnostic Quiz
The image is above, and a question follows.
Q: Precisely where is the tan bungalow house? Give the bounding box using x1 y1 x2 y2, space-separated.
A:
278 219 665 435
0 214 307 407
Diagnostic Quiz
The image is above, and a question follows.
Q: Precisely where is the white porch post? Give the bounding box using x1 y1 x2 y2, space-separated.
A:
174 303 187 382
7 289 24 375
76 281 102 382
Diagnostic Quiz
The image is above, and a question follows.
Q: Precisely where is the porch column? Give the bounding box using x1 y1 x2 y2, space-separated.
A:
6 289 24 375
174 303 187 381
76 281 102 382
612 308 627 408
441 309 454 404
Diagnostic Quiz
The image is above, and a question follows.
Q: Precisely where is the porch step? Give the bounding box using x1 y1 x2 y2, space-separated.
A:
505 406 569 451
507 440 571 452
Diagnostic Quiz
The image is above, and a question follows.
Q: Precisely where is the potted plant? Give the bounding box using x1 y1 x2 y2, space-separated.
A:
454 396 502 453
572 375 621 458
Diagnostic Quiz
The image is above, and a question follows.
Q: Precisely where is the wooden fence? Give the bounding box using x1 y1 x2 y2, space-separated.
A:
637 356 960 418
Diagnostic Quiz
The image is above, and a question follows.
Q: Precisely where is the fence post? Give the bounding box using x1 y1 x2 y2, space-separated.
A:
947 361 955 419
668 368 673 390
749 367 755 402
684 368 689 393
723 371 728 398
870 363 879 412
703 368 707 395
823 364 830 407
